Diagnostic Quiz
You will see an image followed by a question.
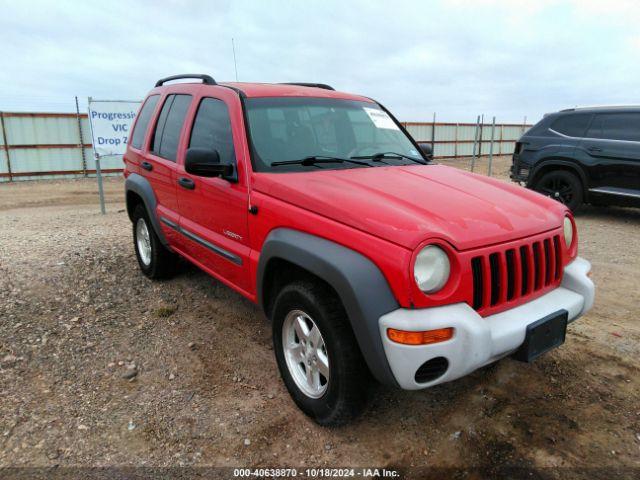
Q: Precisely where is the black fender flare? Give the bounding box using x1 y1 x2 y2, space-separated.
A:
124 173 169 247
528 158 588 194
257 228 400 387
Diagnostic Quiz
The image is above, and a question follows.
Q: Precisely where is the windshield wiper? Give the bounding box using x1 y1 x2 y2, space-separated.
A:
351 152 428 165
271 155 372 167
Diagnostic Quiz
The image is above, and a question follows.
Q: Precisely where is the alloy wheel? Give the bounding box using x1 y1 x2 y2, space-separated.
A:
538 174 574 205
136 218 152 266
282 309 330 398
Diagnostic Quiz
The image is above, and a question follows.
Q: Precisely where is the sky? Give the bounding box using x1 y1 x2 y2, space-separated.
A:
1 0 639 123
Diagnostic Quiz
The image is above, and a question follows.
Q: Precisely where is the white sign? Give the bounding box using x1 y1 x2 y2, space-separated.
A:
88 99 141 157
364 107 400 130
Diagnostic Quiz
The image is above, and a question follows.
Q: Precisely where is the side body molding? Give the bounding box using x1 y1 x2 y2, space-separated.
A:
125 173 169 247
257 228 400 387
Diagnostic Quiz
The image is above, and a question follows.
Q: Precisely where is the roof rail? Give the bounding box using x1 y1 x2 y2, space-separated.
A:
280 82 334 91
560 104 640 112
155 74 217 87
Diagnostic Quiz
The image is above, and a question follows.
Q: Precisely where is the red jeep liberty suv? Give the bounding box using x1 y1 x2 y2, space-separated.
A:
124 74 595 425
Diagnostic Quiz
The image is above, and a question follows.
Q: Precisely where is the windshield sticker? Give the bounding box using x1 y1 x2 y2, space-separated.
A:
364 108 400 130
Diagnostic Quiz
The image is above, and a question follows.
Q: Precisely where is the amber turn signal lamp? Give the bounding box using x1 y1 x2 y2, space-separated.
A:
387 327 454 345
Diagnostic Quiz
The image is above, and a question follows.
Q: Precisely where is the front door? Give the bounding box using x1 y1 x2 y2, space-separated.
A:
175 96 251 294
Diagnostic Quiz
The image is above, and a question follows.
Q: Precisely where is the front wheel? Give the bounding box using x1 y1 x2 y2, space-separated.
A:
272 281 370 426
533 170 583 212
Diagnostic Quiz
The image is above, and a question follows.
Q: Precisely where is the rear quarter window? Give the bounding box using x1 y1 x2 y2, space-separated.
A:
130 95 160 149
549 114 591 137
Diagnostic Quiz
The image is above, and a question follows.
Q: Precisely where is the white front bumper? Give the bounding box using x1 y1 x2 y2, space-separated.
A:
379 257 595 390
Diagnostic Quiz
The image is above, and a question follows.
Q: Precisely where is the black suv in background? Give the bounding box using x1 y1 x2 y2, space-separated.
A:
511 106 640 211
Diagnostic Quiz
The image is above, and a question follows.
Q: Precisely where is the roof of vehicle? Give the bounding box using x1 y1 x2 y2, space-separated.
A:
559 105 640 113
219 82 373 102
151 74 373 102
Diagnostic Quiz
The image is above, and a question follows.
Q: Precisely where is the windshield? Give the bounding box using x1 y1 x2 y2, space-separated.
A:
244 97 425 172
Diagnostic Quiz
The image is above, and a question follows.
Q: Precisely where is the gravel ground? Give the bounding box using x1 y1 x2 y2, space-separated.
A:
1 157 639 478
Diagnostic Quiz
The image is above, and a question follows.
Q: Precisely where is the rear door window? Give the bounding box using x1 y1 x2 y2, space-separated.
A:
151 94 192 161
586 113 640 142
189 98 236 164
550 114 591 137
130 95 159 149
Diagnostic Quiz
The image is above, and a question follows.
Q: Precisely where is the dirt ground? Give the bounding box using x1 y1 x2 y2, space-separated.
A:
1 156 639 478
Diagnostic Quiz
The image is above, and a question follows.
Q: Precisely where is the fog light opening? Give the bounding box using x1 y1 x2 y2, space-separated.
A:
415 357 449 383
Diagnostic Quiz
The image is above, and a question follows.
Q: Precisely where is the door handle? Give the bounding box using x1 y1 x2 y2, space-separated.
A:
587 146 602 152
178 177 195 190
141 161 153 171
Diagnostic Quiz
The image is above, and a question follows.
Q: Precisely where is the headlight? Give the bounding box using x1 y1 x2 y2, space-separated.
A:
563 216 574 247
414 245 450 293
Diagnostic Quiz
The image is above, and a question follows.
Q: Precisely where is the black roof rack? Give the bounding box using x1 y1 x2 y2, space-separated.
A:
280 82 334 91
155 74 216 87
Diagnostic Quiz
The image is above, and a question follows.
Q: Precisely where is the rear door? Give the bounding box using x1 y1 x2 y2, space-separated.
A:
579 112 640 196
175 95 251 294
144 93 193 247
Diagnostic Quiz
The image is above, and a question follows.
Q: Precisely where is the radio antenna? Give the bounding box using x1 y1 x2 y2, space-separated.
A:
232 38 239 81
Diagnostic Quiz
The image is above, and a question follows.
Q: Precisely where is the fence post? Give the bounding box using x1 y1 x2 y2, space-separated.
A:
478 114 484 159
454 123 458 158
0 112 12 182
487 116 496 177
431 112 436 152
75 96 88 176
94 153 106 215
470 115 480 172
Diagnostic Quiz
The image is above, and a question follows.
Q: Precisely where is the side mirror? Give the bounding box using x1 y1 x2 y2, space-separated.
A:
185 148 234 178
417 142 434 160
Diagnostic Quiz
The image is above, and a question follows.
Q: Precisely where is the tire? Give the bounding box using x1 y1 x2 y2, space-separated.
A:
132 203 178 279
272 280 370 426
533 170 583 212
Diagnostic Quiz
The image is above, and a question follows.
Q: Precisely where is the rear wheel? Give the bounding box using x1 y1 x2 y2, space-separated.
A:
132 203 178 279
272 280 370 426
533 170 583 212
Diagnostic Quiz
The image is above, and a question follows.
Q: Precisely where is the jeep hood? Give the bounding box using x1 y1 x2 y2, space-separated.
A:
253 165 565 251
